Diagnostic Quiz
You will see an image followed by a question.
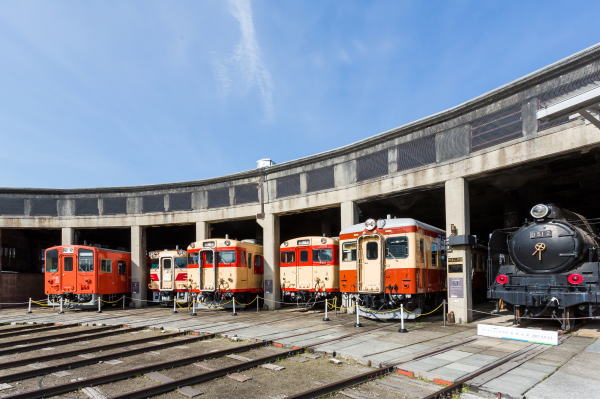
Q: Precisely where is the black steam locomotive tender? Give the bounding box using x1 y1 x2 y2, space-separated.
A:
488 204 600 330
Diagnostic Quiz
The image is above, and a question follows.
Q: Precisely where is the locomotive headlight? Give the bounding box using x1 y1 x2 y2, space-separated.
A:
530 204 550 219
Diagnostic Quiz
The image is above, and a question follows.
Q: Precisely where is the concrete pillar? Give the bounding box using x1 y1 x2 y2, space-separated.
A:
340 200 359 229
0 229 3 271
130 225 147 308
445 177 473 323
196 221 209 241
61 227 74 245
257 213 281 310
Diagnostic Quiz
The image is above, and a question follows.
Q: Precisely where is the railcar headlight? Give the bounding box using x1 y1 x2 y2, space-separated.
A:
530 204 550 219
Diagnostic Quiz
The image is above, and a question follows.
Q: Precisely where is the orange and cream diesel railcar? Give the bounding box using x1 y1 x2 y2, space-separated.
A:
148 249 189 304
280 236 339 303
45 245 131 308
339 217 446 319
186 238 264 307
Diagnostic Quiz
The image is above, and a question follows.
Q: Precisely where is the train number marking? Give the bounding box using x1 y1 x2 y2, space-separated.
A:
530 230 552 239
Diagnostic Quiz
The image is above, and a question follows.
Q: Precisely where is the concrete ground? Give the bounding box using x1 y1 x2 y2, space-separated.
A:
0 305 598 398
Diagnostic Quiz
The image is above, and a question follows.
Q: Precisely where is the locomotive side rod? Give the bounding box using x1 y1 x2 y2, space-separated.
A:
0 332 215 384
2 340 271 399
0 326 146 356
0 324 121 349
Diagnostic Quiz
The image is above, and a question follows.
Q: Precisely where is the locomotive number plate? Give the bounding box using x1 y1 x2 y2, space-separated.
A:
530 230 552 239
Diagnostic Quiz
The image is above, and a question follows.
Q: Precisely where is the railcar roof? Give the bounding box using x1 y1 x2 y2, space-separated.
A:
340 218 445 236
46 244 131 254
280 236 339 248
187 238 262 250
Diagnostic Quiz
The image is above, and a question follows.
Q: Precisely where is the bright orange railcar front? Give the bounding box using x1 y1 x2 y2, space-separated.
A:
45 245 131 308
339 217 446 319
280 236 339 303
187 238 263 308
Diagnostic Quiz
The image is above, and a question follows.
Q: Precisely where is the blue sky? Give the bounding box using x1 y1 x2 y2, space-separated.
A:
0 1 598 189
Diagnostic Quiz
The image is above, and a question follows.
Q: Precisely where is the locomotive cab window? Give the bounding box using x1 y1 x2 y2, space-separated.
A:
281 251 295 264
385 237 408 259
342 242 357 262
118 261 127 275
175 257 187 268
187 253 198 265
300 250 309 263
63 257 73 271
218 251 236 264
78 249 94 272
313 248 332 263
101 259 112 273
366 242 378 260
46 249 58 272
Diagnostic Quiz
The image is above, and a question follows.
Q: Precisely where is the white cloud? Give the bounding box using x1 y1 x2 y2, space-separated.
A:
215 0 274 121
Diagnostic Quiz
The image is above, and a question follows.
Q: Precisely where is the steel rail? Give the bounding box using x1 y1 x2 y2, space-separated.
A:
110 347 304 399
0 323 52 334
0 324 74 339
0 324 120 349
0 333 215 383
0 326 146 356
2 340 271 399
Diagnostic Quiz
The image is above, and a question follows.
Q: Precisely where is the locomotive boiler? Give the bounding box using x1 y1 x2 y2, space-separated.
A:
488 204 600 330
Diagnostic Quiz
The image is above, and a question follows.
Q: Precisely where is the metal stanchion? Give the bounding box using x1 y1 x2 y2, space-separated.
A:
398 304 408 333
323 298 330 321
354 298 362 327
58 297 64 314
27 298 32 314
122 295 126 310
334 296 338 316
172 298 178 314
256 295 259 313
232 297 237 316
191 297 197 316
97 297 102 313
443 300 447 327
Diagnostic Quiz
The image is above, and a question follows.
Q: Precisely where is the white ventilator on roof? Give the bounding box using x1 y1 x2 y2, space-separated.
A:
340 218 445 236
256 158 275 168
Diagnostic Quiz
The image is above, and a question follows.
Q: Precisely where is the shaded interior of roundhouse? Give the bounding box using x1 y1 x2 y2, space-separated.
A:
210 219 263 243
75 228 131 251
0 228 60 303
280 207 341 242
146 224 195 252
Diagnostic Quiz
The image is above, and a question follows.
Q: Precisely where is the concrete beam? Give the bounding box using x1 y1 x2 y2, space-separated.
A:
257 214 281 310
444 177 473 323
61 227 74 245
130 225 147 308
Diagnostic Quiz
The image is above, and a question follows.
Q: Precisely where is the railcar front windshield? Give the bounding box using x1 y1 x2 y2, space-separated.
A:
78 249 94 272
187 252 198 265
150 261 159 269
46 249 58 272
313 248 333 262
342 242 357 262
281 251 295 264
385 236 408 259
175 257 187 268
217 251 236 264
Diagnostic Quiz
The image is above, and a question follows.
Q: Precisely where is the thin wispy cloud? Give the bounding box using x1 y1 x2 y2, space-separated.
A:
215 0 274 121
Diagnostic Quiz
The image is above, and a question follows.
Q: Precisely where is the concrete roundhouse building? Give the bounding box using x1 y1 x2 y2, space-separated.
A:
3 44 600 322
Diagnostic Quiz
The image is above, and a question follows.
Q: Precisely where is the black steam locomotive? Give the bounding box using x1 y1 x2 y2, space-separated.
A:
488 204 600 330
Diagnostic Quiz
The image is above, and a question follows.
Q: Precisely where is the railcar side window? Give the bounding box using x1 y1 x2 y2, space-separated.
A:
342 242 357 262
101 259 112 273
248 253 252 269
118 261 126 275
366 242 378 260
78 249 94 272
63 257 73 271
300 250 309 263
281 251 295 264
431 242 439 267
175 257 187 268
46 249 59 272
187 253 198 265
419 239 425 264
218 251 236 264
385 237 408 259
313 249 333 263
241 250 247 266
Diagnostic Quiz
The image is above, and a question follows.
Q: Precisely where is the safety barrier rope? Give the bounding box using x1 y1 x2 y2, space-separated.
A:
101 297 124 304
356 301 444 316
233 296 258 306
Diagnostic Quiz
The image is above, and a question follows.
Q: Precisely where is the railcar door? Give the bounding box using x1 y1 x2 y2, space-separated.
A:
280 249 297 290
297 247 311 291
160 257 174 290
60 249 77 293
200 249 216 291
358 236 383 293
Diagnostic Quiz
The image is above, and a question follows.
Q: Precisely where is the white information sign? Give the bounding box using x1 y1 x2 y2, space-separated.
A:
477 323 558 346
